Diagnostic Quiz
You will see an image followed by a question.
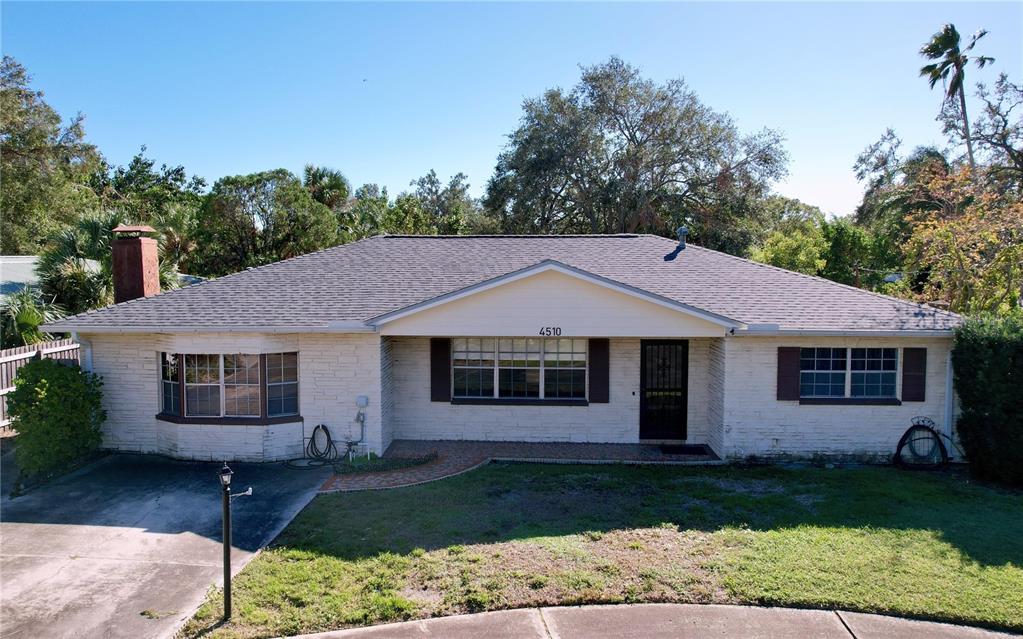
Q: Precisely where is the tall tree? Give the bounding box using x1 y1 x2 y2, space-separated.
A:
411 170 480 234
484 57 787 253
190 170 338 276
90 147 205 220
969 74 1023 189
303 165 351 211
380 194 437 235
919 24 993 171
0 56 101 254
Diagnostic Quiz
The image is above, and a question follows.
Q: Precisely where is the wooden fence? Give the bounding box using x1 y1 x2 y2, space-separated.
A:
0 338 80 429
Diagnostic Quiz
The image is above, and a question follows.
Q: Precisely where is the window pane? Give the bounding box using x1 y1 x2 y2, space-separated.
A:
266 382 298 416
224 354 259 385
849 349 898 397
800 348 846 397
162 380 180 415
499 369 539 398
266 353 283 383
161 353 179 382
225 384 260 417
185 354 220 384
544 368 586 399
186 384 220 417
453 367 494 398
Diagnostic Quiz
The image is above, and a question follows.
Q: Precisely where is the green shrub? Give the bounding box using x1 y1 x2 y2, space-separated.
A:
7 358 105 479
952 313 1023 485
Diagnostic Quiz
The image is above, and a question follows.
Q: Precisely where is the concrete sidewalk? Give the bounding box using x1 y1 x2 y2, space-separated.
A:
287 604 1018 639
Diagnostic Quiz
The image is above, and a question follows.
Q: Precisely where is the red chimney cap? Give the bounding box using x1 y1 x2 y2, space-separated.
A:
112 224 157 236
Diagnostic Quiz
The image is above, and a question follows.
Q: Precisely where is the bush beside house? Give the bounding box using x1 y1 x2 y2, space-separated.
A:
7 358 105 480
952 313 1023 485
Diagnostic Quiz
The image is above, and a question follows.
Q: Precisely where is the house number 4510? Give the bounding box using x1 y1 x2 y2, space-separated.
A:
538 326 562 336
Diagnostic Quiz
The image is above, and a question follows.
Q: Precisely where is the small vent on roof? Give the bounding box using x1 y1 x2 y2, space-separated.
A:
663 227 688 262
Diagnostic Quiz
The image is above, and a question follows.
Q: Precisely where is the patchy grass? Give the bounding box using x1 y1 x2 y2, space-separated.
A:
181 463 1023 638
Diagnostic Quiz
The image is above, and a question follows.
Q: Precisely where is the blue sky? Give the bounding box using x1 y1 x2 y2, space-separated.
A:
3 2 1020 216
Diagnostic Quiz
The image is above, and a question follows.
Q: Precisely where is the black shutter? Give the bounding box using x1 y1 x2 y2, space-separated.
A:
589 338 610 403
430 338 451 402
777 347 801 400
902 348 927 402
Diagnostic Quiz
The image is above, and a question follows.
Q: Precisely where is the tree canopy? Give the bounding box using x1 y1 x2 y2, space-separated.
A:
1 56 101 254
190 170 338 276
483 57 788 254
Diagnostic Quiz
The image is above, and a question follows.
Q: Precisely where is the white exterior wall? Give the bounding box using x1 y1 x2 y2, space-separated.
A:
80 326 955 463
705 338 726 457
80 331 384 461
379 269 728 338
720 335 954 461
387 336 717 445
379 336 396 452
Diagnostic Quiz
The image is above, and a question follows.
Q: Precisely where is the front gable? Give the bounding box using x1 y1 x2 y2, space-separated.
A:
372 262 738 337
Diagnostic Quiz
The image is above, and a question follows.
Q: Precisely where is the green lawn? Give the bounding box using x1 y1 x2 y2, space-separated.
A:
182 463 1023 638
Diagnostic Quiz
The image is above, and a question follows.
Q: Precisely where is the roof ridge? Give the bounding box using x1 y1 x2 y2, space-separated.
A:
680 242 961 320
380 232 638 237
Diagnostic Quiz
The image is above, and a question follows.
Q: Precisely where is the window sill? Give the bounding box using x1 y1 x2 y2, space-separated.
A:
450 398 589 407
798 398 902 406
155 413 303 425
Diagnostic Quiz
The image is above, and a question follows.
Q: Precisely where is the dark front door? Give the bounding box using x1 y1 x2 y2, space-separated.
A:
640 340 689 440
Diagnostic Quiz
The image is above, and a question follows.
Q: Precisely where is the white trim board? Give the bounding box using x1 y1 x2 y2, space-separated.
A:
367 260 743 330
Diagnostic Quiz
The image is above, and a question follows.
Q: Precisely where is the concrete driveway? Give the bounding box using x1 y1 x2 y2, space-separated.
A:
0 453 330 639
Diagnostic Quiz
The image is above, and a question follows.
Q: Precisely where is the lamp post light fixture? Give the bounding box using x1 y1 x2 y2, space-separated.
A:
219 462 234 620
217 461 252 621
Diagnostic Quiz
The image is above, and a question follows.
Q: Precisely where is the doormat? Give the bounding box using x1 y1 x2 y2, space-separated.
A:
659 444 710 455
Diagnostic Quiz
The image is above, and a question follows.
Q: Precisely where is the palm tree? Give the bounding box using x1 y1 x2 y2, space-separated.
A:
919 24 994 171
36 212 181 315
303 165 351 211
0 289 65 348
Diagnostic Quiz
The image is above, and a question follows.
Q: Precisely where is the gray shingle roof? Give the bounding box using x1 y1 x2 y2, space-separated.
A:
45 234 960 333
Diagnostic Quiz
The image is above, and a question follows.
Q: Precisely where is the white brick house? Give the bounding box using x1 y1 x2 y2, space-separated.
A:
45 234 961 462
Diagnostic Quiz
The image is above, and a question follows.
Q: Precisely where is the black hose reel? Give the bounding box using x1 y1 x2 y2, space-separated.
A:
894 416 950 469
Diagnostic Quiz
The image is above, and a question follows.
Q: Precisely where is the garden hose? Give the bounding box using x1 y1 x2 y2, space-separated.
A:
284 424 339 469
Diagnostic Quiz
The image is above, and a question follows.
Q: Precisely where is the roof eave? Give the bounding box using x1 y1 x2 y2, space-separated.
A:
42 322 376 335
733 327 956 338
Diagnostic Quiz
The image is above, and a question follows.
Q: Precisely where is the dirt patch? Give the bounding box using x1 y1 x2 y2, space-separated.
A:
672 476 787 495
404 526 733 616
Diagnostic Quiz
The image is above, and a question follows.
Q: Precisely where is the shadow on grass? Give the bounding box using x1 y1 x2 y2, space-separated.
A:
276 462 1023 568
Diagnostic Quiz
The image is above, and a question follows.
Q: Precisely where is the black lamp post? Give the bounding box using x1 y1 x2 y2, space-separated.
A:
219 462 234 619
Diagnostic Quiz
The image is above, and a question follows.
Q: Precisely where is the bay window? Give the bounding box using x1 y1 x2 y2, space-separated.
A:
159 352 299 421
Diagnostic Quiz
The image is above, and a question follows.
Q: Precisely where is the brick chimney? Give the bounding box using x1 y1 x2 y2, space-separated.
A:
111 224 160 303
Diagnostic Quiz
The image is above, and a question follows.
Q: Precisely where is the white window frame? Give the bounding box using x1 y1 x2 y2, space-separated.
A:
266 352 300 417
183 353 223 418
451 338 588 401
160 352 181 415
799 347 901 400
849 347 899 399
223 354 261 418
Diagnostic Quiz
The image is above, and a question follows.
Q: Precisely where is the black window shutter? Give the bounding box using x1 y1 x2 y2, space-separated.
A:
777 347 801 400
902 348 927 402
430 338 451 402
589 338 610 403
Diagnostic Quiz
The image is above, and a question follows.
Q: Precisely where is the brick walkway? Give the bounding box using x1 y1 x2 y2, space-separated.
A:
319 440 721 492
